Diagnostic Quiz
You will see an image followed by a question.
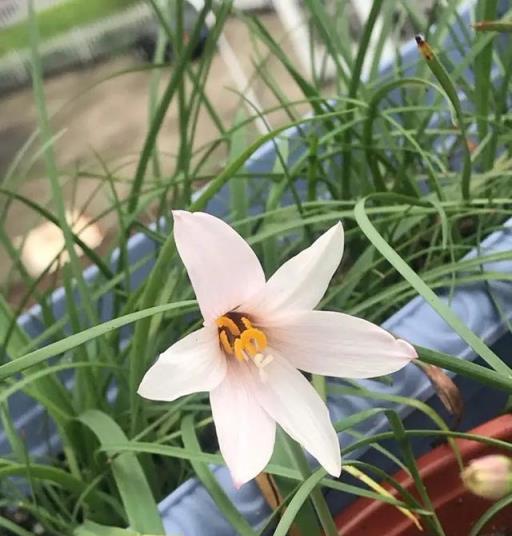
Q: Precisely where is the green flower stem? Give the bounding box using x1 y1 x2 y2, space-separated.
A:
282 434 339 536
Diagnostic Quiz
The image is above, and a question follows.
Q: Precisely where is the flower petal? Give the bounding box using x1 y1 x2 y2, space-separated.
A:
265 310 417 378
138 326 226 401
210 360 276 487
245 222 344 316
173 211 266 323
252 353 341 477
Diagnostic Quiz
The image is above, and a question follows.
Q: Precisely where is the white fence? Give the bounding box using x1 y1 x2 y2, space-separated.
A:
0 1 154 91
0 0 68 29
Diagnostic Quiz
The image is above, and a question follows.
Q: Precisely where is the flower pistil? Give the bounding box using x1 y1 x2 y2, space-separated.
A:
216 313 268 362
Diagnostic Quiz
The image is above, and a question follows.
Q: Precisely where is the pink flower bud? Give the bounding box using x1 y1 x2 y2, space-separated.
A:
461 455 512 500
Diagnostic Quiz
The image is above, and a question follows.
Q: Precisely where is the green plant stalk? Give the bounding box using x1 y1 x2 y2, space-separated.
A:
268 427 322 535
101 440 434 510
0 517 34 536
363 78 445 197
473 20 512 32
272 470 328 536
386 413 446 535
469 493 512 536
27 0 117 392
127 234 180 435
181 415 257 536
474 0 498 170
307 134 319 202
415 35 472 200
416 345 512 392
0 301 195 380
340 0 384 198
78 410 164 534
116 0 212 312
329 384 462 468
354 196 512 377
62 265 98 412
229 111 249 236
175 0 191 205
0 187 112 278
340 428 512 466
147 3 167 182
128 1 211 216
301 0 351 86
152 0 229 148
282 435 338 536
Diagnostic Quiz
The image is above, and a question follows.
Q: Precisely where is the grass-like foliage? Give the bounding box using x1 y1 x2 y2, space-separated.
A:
1 0 512 534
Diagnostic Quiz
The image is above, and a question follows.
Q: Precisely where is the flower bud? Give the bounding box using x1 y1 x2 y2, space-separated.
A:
461 455 512 500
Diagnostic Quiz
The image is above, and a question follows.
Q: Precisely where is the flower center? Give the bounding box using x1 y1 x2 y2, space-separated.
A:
216 312 268 361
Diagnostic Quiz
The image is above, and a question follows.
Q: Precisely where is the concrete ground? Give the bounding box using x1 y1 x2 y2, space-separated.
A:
0 12 315 300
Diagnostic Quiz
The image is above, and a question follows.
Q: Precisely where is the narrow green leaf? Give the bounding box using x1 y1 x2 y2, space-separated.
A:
181 415 257 536
281 434 338 536
417 345 512 392
78 410 164 534
272 470 327 536
415 34 472 199
0 301 195 381
473 20 512 32
354 197 512 377
469 493 512 536
74 520 163 536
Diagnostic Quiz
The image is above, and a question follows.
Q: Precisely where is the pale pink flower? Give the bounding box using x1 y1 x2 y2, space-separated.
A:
462 455 512 500
138 211 417 487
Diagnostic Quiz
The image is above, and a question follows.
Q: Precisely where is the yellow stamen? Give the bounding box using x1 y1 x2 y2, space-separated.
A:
240 331 258 357
243 328 267 352
234 338 248 361
217 314 268 362
216 316 241 336
241 317 253 330
219 329 234 355
233 328 267 360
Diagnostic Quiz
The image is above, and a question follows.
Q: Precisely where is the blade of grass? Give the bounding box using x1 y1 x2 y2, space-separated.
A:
474 0 498 169
180 415 257 536
354 196 512 376
0 301 195 380
102 441 432 511
272 470 327 536
386 412 445 535
341 0 384 198
78 410 164 534
343 464 422 530
415 35 472 200
27 0 106 325
469 493 512 536
281 434 338 536
128 0 212 216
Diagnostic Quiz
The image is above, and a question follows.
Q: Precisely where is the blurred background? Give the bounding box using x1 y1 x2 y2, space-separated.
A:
0 0 436 304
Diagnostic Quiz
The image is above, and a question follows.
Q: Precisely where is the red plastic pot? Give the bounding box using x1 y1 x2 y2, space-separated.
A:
335 414 512 536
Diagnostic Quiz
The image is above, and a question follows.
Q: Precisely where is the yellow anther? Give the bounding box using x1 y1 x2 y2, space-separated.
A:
241 317 253 330
233 328 268 360
216 316 241 336
240 332 258 357
217 314 268 361
234 338 247 361
243 328 267 352
219 329 234 355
